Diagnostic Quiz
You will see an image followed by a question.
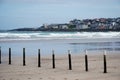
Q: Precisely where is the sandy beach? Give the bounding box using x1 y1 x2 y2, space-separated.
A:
0 0 120 79
0 51 120 80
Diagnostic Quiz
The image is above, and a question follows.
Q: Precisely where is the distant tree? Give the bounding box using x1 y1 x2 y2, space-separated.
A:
68 25 76 29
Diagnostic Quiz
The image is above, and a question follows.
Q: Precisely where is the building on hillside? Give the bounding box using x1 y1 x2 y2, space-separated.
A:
48 24 59 29
58 24 68 29
42 24 68 29
76 23 89 29
43 24 48 29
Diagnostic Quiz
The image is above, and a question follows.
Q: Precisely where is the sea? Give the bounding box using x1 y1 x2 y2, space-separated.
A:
0 31 120 56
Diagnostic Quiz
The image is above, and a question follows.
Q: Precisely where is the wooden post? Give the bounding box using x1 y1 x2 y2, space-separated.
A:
38 49 41 67
52 50 55 69
68 50 72 70
85 50 88 71
9 48 11 65
0 47 1 64
23 48 26 66
103 50 107 73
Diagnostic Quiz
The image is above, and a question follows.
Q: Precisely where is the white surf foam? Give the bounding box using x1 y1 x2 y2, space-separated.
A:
0 32 120 40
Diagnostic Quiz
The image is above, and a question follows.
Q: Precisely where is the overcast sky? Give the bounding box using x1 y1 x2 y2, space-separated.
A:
0 0 120 30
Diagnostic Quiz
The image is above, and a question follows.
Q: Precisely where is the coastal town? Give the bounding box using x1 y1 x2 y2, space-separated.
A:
11 17 120 31
40 17 120 30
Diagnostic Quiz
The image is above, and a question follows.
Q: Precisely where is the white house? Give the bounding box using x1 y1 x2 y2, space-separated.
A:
76 24 89 29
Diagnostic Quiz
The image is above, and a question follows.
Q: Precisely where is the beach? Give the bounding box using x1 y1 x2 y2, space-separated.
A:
0 31 120 80
1 0 120 79
0 51 120 80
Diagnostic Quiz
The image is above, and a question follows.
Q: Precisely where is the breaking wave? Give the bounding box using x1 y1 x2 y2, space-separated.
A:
0 31 120 40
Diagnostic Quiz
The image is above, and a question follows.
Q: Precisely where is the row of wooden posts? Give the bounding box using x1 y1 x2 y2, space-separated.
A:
0 47 107 73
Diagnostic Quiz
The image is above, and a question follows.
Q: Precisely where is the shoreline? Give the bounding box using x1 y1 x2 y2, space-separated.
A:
0 37 120 43
0 38 120 56
9 28 120 32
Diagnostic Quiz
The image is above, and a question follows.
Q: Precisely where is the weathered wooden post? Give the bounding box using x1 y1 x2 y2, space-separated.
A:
38 49 41 67
52 50 55 69
103 50 107 73
68 50 72 70
23 48 26 66
85 50 88 71
0 47 1 64
9 48 11 65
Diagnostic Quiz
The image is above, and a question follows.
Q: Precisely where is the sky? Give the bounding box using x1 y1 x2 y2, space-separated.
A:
0 0 120 30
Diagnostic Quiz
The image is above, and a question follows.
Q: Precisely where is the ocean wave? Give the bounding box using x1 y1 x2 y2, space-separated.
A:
0 32 120 40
